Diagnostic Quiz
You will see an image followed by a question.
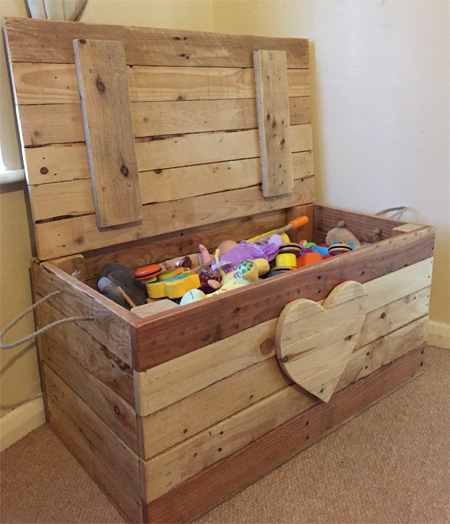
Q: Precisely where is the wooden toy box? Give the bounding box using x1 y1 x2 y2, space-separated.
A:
3 18 435 523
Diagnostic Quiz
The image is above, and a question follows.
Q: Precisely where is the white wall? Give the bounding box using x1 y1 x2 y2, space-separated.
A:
214 0 450 327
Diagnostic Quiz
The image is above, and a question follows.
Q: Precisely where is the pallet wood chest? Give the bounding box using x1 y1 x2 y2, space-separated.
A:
3 17 435 523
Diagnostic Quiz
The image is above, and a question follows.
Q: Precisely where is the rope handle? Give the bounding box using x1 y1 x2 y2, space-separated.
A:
0 290 94 350
375 206 408 220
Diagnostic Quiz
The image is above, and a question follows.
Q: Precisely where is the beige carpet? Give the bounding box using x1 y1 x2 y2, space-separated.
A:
1 346 449 524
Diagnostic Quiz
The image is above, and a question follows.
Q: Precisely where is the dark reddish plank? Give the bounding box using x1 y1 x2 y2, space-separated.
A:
313 205 407 243
132 225 434 371
144 346 424 523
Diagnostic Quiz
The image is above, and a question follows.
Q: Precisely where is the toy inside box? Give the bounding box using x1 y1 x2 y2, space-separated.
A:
4 17 435 524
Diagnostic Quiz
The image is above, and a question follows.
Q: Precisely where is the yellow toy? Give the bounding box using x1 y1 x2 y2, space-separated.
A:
146 269 201 299
180 259 269 305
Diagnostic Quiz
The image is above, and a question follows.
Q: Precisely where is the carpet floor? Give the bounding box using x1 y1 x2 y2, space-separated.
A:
1 346 449 524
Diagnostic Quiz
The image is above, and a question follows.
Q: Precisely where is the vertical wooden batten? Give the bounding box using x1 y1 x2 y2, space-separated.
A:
254 50 294 198
73 39 143 228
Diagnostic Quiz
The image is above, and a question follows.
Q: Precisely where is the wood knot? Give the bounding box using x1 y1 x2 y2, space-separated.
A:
260 338 274 355
96 81 105 93
120 165 129 176
79 39 86 44
40 167 49 174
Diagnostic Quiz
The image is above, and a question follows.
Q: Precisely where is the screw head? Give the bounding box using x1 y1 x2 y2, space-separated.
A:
266 75 269 80
127 184 132 190
101 187 106 192
88 69 93 74
115 70 119 75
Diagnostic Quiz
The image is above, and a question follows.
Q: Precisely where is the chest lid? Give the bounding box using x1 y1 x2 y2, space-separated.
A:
3 17 314 261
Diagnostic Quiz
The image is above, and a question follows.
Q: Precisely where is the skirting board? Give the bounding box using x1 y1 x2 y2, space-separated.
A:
0 394 45 452
427 320 450 350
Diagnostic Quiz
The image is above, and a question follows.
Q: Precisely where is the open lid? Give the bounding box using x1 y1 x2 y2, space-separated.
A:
3 17 314 261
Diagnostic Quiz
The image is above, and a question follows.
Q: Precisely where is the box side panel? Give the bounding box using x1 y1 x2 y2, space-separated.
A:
44 364 144 523
134 224 435 370
32 260 136 366
144 346 424 524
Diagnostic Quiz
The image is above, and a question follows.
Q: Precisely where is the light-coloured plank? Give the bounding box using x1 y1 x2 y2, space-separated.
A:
30 151 314 221
46 393 143 522
275 281 367 402
4 17 309 68
36 296 134 405
44 365 141 493
143 316 427 502
34 176 315 260
136 124 312 172
12 63 309 104
74 39 142 228
254 50 293 197
17 95 309 146
32 260 137 365
363 257 433 311
41 336 139 453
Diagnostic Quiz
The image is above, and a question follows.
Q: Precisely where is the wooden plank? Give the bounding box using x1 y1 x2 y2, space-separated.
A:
4 17 309 68
46 394 143 523
136 124 312 172
41 337 139 453
355 286 430 349
17 97 309 146
254 50 294 197
30 151 313 221
11 63 309 104
139 286 430 459
144 346 424 523
36 296 134 405
44 365 141 493
23 124 312 187
32 260 137 365
142 324 426 503
73 39 142 228
82 209 288 281
313 204 407 243
133 224 435 371
362 257 433 312
34 176 315 260
392 223 428 236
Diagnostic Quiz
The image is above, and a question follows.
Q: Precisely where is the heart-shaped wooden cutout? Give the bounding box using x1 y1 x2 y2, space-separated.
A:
275 281 367 402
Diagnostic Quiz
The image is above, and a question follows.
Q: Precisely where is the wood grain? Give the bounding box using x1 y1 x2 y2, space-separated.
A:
17 97 309 146
41 337 139 453
11 63 309 104
254 50 294 197
275 281 367 402
31 260 137 365
4 17 309 68
133 225 435 371
46 392 143 522
44 365 141 493
74 39 142 228
36 296 134 404
30 151 314 221
34 176 315 260
143 346 424 516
